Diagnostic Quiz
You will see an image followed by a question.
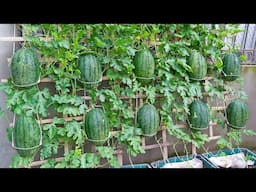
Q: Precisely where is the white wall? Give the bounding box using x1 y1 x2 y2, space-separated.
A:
0 24 16 167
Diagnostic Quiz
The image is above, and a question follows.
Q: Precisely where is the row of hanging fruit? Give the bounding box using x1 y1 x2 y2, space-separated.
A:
9 47 248 158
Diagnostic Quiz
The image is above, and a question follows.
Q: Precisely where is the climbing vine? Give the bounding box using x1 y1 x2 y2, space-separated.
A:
0 24 255 168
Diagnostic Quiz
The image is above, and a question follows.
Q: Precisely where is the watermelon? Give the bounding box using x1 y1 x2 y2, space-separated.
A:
226 99 249 129
188 100 209 130
85 108 109 145
137 104 160 136
188 51 207 80
13 115 41 157
222 53 241 81
11 48 40 87
78 54 102 85
134 49 155 83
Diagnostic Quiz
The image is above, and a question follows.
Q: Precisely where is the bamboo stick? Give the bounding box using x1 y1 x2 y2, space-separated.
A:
30 157 63 167
162 129 168 160
192 144 196 155
141 137 146 146
0 36 51 42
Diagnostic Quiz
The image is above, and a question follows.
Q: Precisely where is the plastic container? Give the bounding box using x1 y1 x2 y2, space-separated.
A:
151 154 216 168
121 163 151 168
202 148 256 168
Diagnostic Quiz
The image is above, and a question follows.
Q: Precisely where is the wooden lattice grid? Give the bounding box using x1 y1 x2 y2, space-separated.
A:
0 35 249 167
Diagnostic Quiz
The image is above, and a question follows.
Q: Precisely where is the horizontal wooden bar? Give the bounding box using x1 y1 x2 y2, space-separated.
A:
0 37 25 42
239 49 256 52
241 64 256 67
40 77 53 83
208 135 221 141
142 135 221 150
1 76 109 84
30 157 63 167
10 116 83 127
143 142 170 150
0 76 215 83
0 79 8 83
212 106 225 110
0 36 51 42
10 117 218 129
41 116 83 124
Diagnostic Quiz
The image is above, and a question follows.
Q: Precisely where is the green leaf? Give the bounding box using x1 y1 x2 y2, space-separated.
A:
239 54 247 61
108 158 120 168
191 131 209 148
59 105 83 116
215 56 223 69
57 128 66 137
144 86 156 104
80 153 100 168
217 137 232 149
55 79 71 94
52 95 83 106
9 155 33 168
40 159 56 168
164 44 170 53
127 46 136 56
188 83 202 98
65 121 85 145
167 126 191 143
96 146 115 159
99 93 105 102
35 88 51 117
227 130 242 146
58 40 70 49
94 37 107 48
40 142 59 160
0 82 9 91
52 117 65 124
55 162 66 168
116 125 145 156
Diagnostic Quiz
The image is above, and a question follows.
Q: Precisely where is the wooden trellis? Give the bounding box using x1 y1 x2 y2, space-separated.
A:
0 35 248 167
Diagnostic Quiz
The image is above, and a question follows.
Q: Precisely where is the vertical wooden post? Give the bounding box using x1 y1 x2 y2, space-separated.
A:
117 150 123 166
162 129 168 160
91 144 96 153
207 88 214 138
209 121 213 137
192 144 197 154
64 142 69 154
141 137 146 146
139 91 146 147
63 115 70 154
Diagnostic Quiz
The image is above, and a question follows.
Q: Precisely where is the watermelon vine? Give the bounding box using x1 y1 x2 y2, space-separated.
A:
0 24 255 168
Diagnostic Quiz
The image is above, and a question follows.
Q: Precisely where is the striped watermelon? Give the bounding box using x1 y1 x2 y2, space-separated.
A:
11 48 40 87
134 49 155 83
78 54 102 85
137 104 160 136
222 53 241 81
13 115 41 157
226 99 249 129
188 100 209 130
85 108 109 145
188 51 207 80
